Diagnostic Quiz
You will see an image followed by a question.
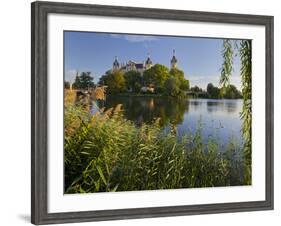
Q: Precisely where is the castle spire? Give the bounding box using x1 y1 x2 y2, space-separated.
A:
145 52 153 69
113 56 120 71
171 49 177 69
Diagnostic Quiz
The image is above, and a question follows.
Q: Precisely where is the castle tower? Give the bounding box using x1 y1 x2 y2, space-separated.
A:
113 56 120 71
170 49 178 69
145 53 153 70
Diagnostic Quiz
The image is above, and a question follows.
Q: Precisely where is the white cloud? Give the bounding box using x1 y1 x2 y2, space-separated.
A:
110 34 158 43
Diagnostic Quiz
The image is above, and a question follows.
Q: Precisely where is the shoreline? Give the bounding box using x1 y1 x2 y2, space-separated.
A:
106 92 243 100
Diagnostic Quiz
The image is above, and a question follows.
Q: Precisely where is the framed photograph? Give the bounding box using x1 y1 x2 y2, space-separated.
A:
31 1 274 224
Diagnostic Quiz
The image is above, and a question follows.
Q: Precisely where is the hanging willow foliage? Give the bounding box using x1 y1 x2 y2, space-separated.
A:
220 39 234 87
239 40 252 184
220 39 252 185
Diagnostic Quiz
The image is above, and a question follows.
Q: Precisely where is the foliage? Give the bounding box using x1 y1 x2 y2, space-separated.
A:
98 70 111 85
239 40 252 183
169 68 190 91
220 39 234 87
64 89 76 107
143 64 170 89
124 70 142 92
98 64 189 97
207 83 220 98
64 81 70 89
64 102 247 193
92 86 106 101
164 77 180 97
190 86 203 92
100 70 126 94
72 72 94 90
220 84 242 99
205 83 241 99
220 39 252 184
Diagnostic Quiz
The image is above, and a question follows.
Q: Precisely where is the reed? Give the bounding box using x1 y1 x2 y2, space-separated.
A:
64 103 248 193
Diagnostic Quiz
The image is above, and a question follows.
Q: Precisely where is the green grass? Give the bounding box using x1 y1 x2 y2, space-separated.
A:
64 104 250 194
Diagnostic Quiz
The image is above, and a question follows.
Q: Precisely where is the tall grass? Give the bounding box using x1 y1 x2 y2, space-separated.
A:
64 103 249 194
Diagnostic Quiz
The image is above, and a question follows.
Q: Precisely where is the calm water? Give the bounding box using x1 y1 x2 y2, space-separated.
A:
95 96 244 148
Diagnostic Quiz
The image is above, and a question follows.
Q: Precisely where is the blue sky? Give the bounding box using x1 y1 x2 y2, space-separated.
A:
64 31 242 90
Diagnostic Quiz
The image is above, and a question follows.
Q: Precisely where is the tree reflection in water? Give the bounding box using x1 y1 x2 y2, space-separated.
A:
94 96 242 147
97 96 188 127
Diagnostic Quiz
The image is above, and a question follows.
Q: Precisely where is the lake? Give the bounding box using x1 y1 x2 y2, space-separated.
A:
95 96 244 148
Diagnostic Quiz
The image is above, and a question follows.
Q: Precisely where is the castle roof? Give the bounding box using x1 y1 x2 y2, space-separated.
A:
145 56 152 65
171 55 177 63
171 49 177 63
112 54 155 72
113 57 119 66
135 63 144 69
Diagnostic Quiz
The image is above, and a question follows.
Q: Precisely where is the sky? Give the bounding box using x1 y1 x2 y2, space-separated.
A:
64 31 242 90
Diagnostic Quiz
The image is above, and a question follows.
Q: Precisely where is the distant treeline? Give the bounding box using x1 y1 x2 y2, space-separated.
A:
64 72 95 90
65 69 242 99
189 83 242 99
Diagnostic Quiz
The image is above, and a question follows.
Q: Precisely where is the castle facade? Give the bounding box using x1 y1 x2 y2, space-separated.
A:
112 50 178 74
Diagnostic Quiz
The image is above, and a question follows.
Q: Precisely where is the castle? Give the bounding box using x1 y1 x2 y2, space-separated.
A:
112 50 178 74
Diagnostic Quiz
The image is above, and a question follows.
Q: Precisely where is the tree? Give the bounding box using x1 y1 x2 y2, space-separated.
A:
169 68 190 91
98 70 111 86
190 86 202 92
124 71 142 92
180 79 190 91
164 77 180 97
72 72 94 90
79 72 94 89
64 81 70 89
143 64 169 91
207 83 220 98
72 74 81 89
220 84 242 99
220 39 233 87
101 70 126 94
220 39 252 184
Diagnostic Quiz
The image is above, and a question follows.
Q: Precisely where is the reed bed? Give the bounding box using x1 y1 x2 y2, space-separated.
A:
64 89 77 107
64 102 249 194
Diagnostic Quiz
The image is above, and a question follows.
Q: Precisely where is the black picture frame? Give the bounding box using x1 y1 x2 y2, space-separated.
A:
31 1 274 224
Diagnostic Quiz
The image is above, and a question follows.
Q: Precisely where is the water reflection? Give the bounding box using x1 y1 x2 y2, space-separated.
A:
206 100 238 114
97 96 188 126
95 96 243 147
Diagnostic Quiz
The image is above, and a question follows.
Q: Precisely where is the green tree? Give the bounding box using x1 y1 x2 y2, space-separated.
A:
207 83 220 98
101 70 126 94
169 68 190 91
143 64 169 91
98 70 111 86
72 72 94 89
220 39 234 87
220 39 252 184
180 79 190 91
72 75 81 89
164 77 180 97
64 81 70 89
124 71 142 92
190 86 202 92
220 84 242 99
79 72 94 89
